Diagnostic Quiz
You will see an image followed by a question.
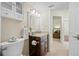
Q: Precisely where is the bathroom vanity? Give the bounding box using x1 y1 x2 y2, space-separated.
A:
29 33 49 56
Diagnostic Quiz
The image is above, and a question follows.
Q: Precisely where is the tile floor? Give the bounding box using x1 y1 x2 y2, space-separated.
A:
46 39 69 56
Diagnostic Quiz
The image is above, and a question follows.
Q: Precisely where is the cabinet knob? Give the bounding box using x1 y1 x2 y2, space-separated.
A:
31 40 39 46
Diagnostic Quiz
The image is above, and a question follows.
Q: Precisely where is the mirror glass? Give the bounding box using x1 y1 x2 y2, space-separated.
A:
27 11 40 34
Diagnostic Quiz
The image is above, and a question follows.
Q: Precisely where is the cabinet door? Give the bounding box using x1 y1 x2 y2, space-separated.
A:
1 2 12 10
15 2 24 20
1 2 13 18
16 2 23 14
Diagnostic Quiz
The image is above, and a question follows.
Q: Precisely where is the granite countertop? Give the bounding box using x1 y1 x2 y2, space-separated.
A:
30 32 48 37
1 38 25 46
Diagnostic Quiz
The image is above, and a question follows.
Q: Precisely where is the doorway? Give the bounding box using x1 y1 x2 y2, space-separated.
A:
53 16 61 41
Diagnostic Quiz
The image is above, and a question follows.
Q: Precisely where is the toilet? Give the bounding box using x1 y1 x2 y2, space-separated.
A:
1 38 24 56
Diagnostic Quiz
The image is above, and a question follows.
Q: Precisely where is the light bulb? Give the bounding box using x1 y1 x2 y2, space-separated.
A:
38 14 40 17
31 9 35 15
35 12 38 16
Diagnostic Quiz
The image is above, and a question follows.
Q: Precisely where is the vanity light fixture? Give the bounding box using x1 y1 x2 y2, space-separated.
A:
30 9 36 15
35 11 40 17
30 8 40 17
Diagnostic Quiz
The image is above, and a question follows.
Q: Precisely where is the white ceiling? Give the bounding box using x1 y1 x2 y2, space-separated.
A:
28 2 69 10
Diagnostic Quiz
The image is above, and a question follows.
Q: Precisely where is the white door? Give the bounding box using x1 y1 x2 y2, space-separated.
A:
69 2 79 56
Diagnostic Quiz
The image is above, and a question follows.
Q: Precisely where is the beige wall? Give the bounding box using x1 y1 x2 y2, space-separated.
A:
1 17 23 42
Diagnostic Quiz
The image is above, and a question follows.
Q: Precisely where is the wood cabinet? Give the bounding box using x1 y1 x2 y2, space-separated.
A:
29 34 49 56
1 2 24 21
